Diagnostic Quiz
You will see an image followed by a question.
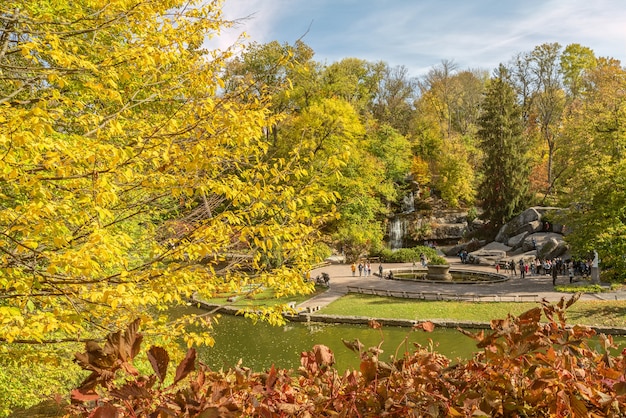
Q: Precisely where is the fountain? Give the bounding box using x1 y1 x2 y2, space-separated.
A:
390 269 507 284
426 264 452 281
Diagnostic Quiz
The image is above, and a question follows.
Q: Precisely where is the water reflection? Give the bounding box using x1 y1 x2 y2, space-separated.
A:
195 313 479 372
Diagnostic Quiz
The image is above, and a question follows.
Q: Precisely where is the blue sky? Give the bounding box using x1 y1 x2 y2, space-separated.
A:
216 0 626 78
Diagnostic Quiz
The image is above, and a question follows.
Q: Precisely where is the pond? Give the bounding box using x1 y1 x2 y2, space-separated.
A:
188 308 626 372
188 309 477 372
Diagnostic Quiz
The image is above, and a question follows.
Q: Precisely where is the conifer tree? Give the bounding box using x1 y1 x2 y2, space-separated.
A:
477 66 530 227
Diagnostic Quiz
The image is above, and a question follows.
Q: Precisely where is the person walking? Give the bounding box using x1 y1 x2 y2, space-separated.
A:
358 263 363 277
552 263 558 286
378 264 383 279
351 263 356 277
519 259 525 279
568 261 574 283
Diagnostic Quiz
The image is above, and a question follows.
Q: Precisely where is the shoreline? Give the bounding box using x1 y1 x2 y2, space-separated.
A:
191 296 626 336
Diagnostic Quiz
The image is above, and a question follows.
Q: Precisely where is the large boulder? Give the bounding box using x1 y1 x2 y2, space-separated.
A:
507 231 528 249
467 242 510 265
495 207 562 243
522 232 568 259
445 238 487 256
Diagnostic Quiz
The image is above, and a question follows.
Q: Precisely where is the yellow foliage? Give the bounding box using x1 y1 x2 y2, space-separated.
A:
411 156 432 185
0 0 334 390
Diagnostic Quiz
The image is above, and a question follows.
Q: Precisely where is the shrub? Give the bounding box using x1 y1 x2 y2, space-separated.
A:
427 254 448 265
376 246 440 263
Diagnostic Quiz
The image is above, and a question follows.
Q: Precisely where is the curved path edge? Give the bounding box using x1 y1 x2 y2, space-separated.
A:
191 257 626 335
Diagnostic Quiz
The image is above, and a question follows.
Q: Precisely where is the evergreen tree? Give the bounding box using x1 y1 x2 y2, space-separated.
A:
477 66 530 227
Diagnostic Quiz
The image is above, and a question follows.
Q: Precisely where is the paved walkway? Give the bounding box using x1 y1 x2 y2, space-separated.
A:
300 256 626 310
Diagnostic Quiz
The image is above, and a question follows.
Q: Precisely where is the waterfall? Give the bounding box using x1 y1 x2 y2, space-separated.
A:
401 191 415 213
388 217 406 249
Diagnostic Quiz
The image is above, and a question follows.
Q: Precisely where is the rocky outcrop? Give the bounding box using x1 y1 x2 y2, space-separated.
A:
429 219 467 241
495 207 559 243
403 202 470 244
529 233 569 260
392 201 569 262
466 207 569 262
466 241 510 265
446 238 487 257
491 206 567 256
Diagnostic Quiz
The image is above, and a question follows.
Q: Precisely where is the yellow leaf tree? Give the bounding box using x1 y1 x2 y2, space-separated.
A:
0 0 336 407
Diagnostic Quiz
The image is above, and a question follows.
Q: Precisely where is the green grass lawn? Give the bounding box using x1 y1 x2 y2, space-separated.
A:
319 294 626 328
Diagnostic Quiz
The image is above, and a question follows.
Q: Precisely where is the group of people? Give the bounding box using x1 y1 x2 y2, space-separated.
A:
351 261 372 277
351 260 385 278
495 256 595 285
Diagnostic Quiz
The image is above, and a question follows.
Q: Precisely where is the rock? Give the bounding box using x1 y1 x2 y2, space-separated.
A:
482 241 512 252
538 235 568 259
495 207 562 243
430 222 467 241
528 220 543 233
468 248 507 265
521 232 568 259
507 231 528 249
445 239 486 256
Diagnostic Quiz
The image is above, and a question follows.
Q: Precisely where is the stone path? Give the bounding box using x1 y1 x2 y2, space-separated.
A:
299 256 626 311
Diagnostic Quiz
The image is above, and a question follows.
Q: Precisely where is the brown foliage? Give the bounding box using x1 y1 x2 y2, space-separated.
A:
69 296 626 417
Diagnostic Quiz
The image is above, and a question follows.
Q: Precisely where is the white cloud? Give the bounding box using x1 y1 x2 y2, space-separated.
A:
208 0 626 77
208 0 288 52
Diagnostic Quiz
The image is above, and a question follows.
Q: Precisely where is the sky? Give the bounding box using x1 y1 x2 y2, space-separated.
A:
215 0 626 78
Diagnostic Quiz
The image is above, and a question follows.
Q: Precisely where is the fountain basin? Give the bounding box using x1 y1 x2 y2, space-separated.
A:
426 264 452 281
390 268 507 284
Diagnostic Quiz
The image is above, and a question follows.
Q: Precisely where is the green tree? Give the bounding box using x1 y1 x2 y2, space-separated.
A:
557 58 626 279
280 97 390 260
224 40 320 143
477 66 530 227
560 43 598 98
320 57 384 116
367 124 412 183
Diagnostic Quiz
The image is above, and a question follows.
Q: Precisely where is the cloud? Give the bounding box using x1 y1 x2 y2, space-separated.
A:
210 0 626 77
209 0 287 51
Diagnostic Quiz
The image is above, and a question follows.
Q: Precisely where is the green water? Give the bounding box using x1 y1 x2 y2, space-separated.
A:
190 311 626 373
195 313 481 372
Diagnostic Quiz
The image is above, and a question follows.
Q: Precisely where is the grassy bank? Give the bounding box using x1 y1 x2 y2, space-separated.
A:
319 294 626 329
196 287 326 307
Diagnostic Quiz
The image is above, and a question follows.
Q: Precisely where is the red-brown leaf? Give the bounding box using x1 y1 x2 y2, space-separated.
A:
419 321 435 332
172 348 196 385
360 357 377 383
368 319 382 329
341 338 364 353
70 388 100 403
109 381 151 400
313 344 335 367
89 404 119 418
147 346 170 383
